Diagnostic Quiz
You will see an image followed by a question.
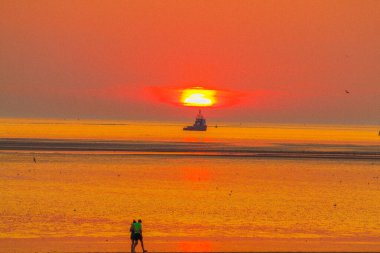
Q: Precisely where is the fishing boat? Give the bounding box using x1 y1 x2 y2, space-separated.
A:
183 110 207 131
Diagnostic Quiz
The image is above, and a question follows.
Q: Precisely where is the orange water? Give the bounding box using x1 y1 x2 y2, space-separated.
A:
1 119 380 252
0 118 379 144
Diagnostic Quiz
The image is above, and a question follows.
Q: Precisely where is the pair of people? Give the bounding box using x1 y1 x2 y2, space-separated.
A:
130 219 147 253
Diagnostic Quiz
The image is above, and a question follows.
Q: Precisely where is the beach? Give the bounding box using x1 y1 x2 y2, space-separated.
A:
1 119 380 252
3 0 380 251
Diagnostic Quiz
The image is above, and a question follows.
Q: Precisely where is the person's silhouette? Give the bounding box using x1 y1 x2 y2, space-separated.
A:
132 219 147 252
130 220 137 253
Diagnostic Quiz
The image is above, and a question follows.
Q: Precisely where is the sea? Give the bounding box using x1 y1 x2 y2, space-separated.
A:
0 118 380 252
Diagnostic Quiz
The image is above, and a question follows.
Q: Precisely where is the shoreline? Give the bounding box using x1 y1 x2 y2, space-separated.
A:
2 236 380 252
1 138 379 160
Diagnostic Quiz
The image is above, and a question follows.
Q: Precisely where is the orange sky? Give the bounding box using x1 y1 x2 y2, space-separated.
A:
1 0 379 124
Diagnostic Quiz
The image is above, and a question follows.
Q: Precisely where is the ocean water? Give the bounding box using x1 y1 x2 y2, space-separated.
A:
0 119 380 252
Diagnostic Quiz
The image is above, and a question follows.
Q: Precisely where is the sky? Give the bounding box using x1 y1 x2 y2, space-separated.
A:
1 0 379 124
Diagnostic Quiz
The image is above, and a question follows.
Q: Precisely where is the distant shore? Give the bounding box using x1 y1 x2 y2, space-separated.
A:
1 138 379 160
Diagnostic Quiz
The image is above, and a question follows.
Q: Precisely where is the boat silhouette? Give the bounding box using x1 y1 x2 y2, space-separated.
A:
183 110 207 131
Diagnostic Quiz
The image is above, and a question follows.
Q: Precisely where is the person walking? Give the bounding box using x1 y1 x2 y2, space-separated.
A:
132 219 147 252
130 220 137 253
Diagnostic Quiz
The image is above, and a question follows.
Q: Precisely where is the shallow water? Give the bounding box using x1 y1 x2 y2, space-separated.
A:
0 119 380 252
1 152 380 251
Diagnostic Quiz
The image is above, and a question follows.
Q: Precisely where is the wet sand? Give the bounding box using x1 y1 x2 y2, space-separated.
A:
1 152 380 252
2 236 380 252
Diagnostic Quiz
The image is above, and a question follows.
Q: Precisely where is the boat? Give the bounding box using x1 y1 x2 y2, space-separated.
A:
183 110 207 131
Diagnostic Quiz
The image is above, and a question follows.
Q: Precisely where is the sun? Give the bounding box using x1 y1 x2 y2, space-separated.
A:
181 87 216 107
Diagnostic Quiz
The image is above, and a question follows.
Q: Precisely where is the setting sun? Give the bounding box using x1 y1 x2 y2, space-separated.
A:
181 87 216 107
